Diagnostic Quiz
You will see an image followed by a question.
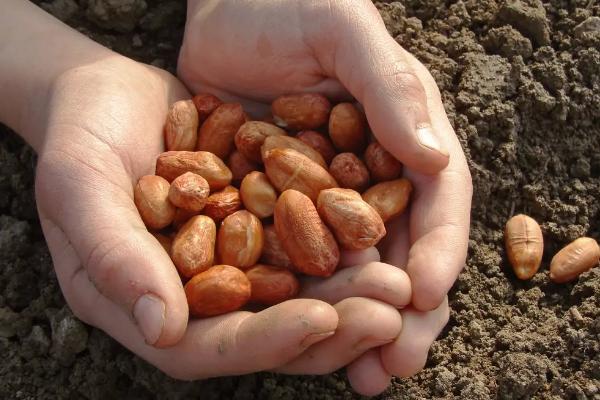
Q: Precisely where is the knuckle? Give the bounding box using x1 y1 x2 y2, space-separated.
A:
375 66 429 116
385 68 426 99
385 346 428 378
301 300 337 327
394 69 423 92
429 292 447 312
85 237 127 296
63 270 96 326
359 262 403 289
413 283 446 312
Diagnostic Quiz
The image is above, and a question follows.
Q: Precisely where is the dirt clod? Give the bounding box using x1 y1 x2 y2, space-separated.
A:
85 0 148 33
22 325 51 360
497 0 551 46
50 308 89 366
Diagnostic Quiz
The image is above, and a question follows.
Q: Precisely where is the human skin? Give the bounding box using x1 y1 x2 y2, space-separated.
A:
0 0 416 385
179 0 472 395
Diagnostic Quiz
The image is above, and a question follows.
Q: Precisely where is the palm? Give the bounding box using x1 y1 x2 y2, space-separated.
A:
179 34 324 102
35 60 192 344
178 1 351 114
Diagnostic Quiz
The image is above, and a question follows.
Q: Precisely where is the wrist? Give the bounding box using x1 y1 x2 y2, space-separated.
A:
0 0 114 152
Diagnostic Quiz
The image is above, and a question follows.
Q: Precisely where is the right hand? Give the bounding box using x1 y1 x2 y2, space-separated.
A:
33 54 410 379
177 0 471 394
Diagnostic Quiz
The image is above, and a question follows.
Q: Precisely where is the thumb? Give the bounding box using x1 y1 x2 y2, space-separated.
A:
36 151 188 348
326 4 449 174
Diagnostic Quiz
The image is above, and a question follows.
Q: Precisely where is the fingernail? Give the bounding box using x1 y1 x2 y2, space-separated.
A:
417 126 448 157
300 331 335 348
133 293 165 345
353 337 396 352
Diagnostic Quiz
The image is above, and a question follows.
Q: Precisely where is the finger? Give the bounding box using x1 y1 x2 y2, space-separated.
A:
160 299 338 378
401 55 472 311
95 291 338 379
346 349 392 397
378 213 410 268
405 183 469 311
47 239 339 380
339 247 380 269
379 168 468 313
300 262 411 308
274 297 402 374
313 2 449 174
36 153 188 348
380 299 450 378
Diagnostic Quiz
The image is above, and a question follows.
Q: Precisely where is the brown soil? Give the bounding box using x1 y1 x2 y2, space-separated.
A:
1 1 599 399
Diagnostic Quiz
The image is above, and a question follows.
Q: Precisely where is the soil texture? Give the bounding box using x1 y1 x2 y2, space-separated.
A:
1 0 599 399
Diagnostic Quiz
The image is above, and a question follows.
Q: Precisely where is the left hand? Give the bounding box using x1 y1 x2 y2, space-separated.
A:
178 0 472 395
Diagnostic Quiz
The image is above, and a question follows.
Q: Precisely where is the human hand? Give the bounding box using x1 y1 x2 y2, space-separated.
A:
178 0 471 395
31 54 413 380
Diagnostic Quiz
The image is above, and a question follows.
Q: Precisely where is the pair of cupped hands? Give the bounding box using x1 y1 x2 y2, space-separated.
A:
32 0 471 396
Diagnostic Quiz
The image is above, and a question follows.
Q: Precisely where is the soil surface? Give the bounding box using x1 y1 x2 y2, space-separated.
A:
1 1 599 399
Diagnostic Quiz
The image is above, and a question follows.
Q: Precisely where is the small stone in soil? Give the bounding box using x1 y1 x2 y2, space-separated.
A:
21 325 51 359
51 312 89 366
0 307 19 338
